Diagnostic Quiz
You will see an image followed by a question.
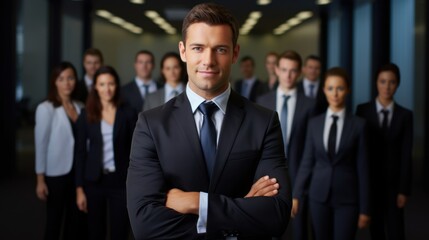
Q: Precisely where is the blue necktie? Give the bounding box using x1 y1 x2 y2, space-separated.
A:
309 84 315 98
198 102 218 178
142 84 150 97
241 82 249 99
328 115 338 161
281 95 290 155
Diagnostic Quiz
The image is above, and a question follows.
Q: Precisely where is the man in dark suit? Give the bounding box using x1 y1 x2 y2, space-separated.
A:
76 48 103 103
127 3 291 240
262 51 279 92
257 50 315 240
121 50 162 114
356 63 413 240
234 56 266 102
297 55 327 115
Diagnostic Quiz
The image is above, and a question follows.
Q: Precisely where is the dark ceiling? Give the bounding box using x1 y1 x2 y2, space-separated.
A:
92 0 323 35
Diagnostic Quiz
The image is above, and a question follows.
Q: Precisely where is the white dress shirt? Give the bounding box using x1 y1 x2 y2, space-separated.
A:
186 83 230 234
376 98 394 127
135 77 157 98
84 74 93 91
276 87 297 146
323 108 346 153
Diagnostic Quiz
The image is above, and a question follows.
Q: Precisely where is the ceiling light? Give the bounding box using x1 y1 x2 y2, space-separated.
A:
297 11 313 20
317 0 331 5
249 11 262 19
130 0 144 4
96 10 112 19
287 18 301 26
245 19 258 26
145 10 159 19
130 27 143 34
110 16 125 25
257 0 271 5
153 17 166 25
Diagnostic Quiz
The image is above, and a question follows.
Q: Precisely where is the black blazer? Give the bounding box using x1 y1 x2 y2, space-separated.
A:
293 113 370 215
297 81 328 115
75 104 137 187
356 100 413 195
121 80 163 114
256 90 315 185
234 79 266 102
127 90 291 239
76 79 89 103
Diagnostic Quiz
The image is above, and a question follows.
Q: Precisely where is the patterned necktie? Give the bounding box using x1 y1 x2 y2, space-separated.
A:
281 95 291 155
328 115 339 161
198 102 218 178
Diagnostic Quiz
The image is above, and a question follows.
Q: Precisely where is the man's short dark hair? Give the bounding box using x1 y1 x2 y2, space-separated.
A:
376 63 401 86
182 3 239 47
279 50 302 70
240 56 255 66
135 50 155 65
304 55 321 65
83 48 104 64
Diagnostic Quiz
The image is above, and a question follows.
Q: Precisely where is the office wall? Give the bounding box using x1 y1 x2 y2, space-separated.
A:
93 18 320 85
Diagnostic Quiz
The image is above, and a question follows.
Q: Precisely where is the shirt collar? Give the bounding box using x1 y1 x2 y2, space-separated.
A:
135 77 154 88
84 74 93 87
186 83 230 115
277 87 297 98
375 98 394 113
165 83 184 95
327 107 346 120
303 78 319 88
244 76 257 83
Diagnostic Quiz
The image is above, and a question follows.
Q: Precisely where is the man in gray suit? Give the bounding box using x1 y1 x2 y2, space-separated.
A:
127 3 291 239
257 50 315 240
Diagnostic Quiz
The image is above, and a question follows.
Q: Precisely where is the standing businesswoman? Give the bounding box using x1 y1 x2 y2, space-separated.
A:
35 62 86 240
75 66 136 240
292 67 370 240
356 63 413 240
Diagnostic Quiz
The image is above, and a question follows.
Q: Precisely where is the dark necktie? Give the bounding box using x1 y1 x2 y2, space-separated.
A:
309 84 315 98
281 95 290 155
241 82 249 99
381 109 389 136
142 84 150 97
172 90 178 97
198 102 218 178
328 115 339 161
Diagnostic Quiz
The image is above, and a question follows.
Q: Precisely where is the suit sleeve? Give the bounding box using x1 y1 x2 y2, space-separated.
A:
356 121 370 215
74 111 88 188
293 120 316 199
206 111 291 238
34 103 53 174
399 111 413 195
127 113 199 240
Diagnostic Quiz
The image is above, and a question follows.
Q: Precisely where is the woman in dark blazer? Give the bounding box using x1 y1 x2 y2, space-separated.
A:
75 66 136 240
292 67 370 240
356 63 412 240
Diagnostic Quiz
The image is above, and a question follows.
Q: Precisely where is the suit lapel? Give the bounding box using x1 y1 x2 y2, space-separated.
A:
335 114 352 163
210 91 245 191
314 114 329 160
389 102 401 137
172 93 211 181
290 93 305 139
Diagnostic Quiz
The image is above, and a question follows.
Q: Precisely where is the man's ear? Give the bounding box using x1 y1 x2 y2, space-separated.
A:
178 41 187 62
232 44 240 64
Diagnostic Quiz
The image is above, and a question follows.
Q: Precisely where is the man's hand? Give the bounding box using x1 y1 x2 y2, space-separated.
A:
397 194 408 208
166 188 199 215
76 187 88 213
291 198 299 218
245 175 279 198
358 214 371 229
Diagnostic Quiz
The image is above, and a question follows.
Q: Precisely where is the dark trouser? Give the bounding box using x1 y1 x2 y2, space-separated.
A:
370 189 405 240
309 200 358 240
85 172 129 240
45 173 88 240
292 195 311 240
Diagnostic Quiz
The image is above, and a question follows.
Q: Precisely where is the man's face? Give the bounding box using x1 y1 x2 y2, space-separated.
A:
240 59 254 79
302 59 321 82
265 54 278 76
179 22 239 99
276 58 300 91
134 53 155 81
83 55 102 79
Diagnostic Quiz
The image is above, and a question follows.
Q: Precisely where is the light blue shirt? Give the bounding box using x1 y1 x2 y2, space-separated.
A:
135 77 157 98
241 77 256 99
186 83 230 234
101 120 115 172
303 78 320 98
164 83 184 103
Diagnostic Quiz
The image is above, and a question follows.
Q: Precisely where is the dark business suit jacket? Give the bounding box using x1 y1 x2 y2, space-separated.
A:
142 88 165 111
256 90 315 186
234 79 266 102
356 100 413 196
297 80 328 115
74 104 137 187
76 78 89 103
127 90 291 240
121 80 162 114
293 113 370 215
